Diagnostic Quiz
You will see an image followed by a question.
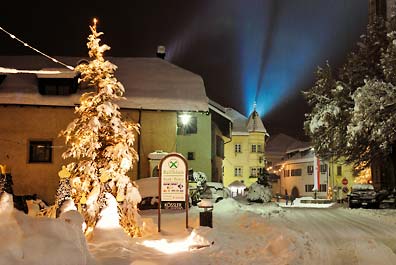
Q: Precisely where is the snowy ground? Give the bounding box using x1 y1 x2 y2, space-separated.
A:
2 195 396 265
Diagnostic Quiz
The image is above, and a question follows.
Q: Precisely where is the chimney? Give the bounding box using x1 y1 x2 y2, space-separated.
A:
156 45 166 59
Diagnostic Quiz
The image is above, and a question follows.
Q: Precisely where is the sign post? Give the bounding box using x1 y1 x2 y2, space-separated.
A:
158 153 188 232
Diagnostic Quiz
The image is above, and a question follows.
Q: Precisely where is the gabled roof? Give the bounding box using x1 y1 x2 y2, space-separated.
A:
225 108 249 135
0 56 208 112
285 140 311 154
247 110 269 135
225 107 269 136
266 133 300 154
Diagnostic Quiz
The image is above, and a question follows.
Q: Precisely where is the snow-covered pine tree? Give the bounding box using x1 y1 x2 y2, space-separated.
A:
246 168 272 203
257 168 270 187
305 14 396 178
59 20 141 237
304 62 352 161
347 80 396 178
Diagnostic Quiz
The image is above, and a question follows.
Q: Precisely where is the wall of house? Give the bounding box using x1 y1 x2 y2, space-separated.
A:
176 112 212 180
0 105 75 204
223 131 266 188
139 111 177 178
211 122 227 183
280 160 329 199
0 106 179 204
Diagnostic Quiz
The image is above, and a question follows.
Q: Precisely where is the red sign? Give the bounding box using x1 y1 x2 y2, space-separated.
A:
342 178 348 185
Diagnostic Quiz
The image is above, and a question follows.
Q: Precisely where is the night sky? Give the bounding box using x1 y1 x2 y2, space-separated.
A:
0 0 368 139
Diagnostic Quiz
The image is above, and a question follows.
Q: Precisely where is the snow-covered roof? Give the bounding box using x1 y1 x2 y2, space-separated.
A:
207 99 232 121
266 133 298 154
0 56 208 112
225 108 249 135
285 141 311 154
266 133 311 154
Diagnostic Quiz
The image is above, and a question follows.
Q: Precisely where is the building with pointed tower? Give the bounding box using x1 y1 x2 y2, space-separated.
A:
223 105 269 193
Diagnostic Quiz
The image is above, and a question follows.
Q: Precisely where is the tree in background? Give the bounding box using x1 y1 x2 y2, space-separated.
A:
305 15 396 186
59 20 141 237
304 62 352 161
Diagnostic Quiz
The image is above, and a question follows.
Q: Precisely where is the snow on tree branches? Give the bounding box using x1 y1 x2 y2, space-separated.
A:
58 20 141 237
305 15 396 179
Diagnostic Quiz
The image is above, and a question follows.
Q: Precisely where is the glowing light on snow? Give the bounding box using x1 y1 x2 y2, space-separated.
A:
141 231 209 254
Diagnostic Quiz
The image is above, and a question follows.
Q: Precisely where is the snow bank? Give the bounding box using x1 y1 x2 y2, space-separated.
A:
0 193 94 265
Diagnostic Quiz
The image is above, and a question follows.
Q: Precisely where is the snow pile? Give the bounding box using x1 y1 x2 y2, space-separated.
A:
0 193 94 265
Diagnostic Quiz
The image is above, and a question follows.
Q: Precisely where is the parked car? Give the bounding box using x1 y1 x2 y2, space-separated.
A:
348 184 378 209
200 182 230 203
376 189 396 209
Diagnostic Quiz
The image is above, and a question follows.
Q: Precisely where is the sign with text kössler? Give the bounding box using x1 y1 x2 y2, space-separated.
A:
158 153 188 232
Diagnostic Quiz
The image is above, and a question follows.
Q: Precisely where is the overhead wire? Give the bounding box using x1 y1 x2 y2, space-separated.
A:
0 25 75 70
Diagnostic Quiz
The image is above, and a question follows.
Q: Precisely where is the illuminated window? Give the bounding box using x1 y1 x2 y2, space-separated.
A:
29 140 52 163
235 144 241 153
234 167 242 176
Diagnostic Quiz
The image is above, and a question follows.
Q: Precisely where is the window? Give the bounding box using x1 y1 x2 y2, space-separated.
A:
250 167 257 177
319 184 327 192
251 144 262 153
320 164 327 173
305 184 314 192
291 168 302 176
235 144 241 153
337 165 342 176
284 169 290 177
234 167 242 177
187 152 195 160
257 144 262 153
29 140 52 163
307 165 314 175
177 116 197 135
38 77 78 95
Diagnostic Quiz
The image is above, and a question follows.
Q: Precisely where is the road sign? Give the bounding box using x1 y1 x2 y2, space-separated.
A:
158 153 188 232
342 178 348 185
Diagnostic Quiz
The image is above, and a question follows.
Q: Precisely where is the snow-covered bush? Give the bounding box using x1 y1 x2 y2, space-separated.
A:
246 183 272 203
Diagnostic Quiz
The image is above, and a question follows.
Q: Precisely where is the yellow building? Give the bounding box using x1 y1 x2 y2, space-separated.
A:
223 107 269 190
